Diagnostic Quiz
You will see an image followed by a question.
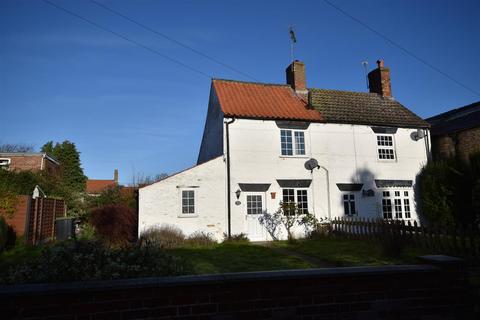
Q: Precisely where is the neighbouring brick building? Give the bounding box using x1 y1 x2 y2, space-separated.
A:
86 169 119 195
426 101 480 161
0 152 60 176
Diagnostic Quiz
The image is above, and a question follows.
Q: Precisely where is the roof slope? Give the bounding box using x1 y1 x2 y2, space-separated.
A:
86 179 117 194
309 89 429 128
212 79 429 128
425 101 480 136
213 79 323 121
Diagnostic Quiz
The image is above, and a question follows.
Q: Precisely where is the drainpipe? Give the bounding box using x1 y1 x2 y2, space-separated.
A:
318 165 331 220
225 118 235 237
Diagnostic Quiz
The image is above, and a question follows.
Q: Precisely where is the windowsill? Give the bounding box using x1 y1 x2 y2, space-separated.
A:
377 159 397 163
177 214 199 218
279 155 309 159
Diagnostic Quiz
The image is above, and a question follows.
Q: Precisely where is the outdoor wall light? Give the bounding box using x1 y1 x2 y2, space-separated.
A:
235 189 242 199
270 192 276 199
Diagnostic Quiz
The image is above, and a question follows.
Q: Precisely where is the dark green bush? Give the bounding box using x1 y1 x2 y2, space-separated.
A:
0 216 16 252
1 239 189 284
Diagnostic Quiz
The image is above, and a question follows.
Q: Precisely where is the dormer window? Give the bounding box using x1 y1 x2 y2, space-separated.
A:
281 130 305 156
377 135 396 160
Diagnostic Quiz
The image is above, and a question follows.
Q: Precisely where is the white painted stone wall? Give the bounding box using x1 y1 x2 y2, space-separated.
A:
138 156 227 241
140 111 430 241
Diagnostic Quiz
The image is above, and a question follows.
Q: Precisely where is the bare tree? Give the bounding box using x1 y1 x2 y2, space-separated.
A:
0 143 34 153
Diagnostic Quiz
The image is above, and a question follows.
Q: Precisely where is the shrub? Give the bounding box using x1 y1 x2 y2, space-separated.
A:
223 233 249 243
1 239 189 284
90 204 137 245
308 221 333 239
0 216 16 252
187 231 216 246
139 224 186 249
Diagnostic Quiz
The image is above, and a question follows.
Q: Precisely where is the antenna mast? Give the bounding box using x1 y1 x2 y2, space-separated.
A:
289 26 297 66
362 61 369 90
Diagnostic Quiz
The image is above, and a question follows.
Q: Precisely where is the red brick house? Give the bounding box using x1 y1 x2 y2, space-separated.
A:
0 152 60 176
86 169 119 195
426 101 480 161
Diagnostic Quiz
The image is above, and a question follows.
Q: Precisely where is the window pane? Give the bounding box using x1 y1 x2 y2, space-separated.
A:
382 199 392 219
181 190 195 214
282 189 295 203
294 131 305 155
281 130 293 156
296 190 308 214
247 195 262 214
343 201 350 215
394 199 403 219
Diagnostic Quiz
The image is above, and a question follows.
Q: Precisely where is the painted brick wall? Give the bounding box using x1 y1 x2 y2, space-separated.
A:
0 257 473 319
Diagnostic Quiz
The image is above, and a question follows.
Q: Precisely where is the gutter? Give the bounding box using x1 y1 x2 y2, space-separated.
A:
225 118 235 238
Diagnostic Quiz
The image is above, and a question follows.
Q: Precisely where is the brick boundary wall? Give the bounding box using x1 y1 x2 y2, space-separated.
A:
0 256 474 320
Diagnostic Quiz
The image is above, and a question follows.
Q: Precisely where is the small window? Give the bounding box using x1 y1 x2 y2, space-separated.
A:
343 194 356 215
247 195 263 215
0 158 11 170
181 190 195 214
281 130 305 156
382 189 412 220
377 135 395 160
282 188 308 214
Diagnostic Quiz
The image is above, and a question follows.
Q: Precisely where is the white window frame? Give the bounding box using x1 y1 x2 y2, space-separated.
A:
0 158 11 170
282 188 309 214
180 189 196 215
376 134 396 161
280 129 306 156
343 193 357 216
381 189 412 220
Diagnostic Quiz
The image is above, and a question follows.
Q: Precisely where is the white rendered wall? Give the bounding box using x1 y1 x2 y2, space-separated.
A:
138 156 227 241
227 118 430 239
197 89 224 165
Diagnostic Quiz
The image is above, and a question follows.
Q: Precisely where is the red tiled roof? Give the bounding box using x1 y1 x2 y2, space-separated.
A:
213 79 323 121
86 180 117 194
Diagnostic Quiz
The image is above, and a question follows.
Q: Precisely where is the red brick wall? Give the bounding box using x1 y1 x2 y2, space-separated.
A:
7 155 44 172
0 259 472 319
0 195 30 236
457 127 480 161
432 127 480 162
43 158 60 176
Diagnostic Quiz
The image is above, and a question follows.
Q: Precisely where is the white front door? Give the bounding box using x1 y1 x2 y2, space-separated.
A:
245 193 267 241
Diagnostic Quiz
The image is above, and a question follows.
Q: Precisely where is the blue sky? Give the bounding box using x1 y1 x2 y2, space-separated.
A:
1 0 479 184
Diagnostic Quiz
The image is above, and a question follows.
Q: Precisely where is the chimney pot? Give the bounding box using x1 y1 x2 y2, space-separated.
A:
114 169 118 183
368 59 392 97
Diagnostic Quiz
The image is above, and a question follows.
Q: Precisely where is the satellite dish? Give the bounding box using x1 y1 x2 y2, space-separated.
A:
304 158 319 171
410 129 425 141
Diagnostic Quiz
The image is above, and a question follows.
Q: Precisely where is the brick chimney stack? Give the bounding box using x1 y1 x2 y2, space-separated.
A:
114 169 118 184
368 59 392 97
286 60 307 95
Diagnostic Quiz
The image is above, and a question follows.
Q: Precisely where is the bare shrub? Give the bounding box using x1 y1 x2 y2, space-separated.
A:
223 233 249 243
139 224 186 249
187 231 216 246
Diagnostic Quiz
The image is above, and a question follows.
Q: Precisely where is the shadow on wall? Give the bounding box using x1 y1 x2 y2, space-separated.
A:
338 168 378 219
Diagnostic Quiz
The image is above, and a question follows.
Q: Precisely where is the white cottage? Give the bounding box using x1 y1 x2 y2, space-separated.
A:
139 60 431 241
